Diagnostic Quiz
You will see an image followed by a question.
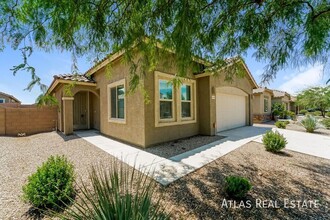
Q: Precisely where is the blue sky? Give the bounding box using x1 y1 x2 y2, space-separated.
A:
0 46 328 104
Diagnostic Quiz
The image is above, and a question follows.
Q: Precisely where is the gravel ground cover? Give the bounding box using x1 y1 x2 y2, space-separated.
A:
144 135 225 158
286 121 330 136
1 132 329 219
164 142 330 220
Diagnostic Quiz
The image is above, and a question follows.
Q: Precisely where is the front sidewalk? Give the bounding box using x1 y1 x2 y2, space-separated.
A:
75 126 269 185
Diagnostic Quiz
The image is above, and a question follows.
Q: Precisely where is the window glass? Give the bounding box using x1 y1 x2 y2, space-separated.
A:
111 87 117 118
159 80 173 100
160 101 172 119
117 85 125 119
181 85 191 101
181 102 191 118
0 99 4 103
264 97 268 112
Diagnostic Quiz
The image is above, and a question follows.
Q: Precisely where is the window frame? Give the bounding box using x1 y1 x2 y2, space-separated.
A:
155 71 196 127
180 83 194 121
157 78 176 123
107 79 126 124
0 98 5 103
264 96 269 113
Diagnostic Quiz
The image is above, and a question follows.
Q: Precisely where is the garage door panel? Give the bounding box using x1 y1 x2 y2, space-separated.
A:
216 93 246 132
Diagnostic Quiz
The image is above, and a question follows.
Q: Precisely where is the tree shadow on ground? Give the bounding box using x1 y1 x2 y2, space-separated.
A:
162 143 330 220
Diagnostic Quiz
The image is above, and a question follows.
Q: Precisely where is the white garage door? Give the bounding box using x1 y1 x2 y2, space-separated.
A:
216 91 246 132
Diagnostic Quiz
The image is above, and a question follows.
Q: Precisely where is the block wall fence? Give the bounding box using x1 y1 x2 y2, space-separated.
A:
0 104 57 136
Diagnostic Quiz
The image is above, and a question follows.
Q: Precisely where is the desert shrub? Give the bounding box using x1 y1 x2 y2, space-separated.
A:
22 155 75 210
321 118 330 129
301 115 318 133
262 131 287 152
59 161 170 220
225 176 252 199
271 103 285 117
275 121 287 129
312 111 322 116
299 110 308 115
286 111 296 120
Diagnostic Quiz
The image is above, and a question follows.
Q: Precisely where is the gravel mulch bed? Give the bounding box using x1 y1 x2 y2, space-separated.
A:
144 135 225 158
162 142 330 220
1 132 329 219
286 121 330 136
0 132 120 219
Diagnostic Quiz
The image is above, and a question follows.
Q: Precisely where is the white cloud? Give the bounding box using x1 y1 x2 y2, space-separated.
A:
278 65 324 95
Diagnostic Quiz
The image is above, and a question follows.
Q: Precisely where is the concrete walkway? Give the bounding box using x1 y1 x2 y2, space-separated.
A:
75 126 269 185
254 128 330 160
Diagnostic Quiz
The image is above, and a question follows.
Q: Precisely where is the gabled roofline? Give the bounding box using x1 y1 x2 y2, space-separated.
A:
47 79 96 95
253 87 274 95
0 92 21 103
195 57 258 89
84 38 213 77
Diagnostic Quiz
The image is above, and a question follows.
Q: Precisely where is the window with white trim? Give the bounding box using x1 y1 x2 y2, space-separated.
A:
181 84 192 118
159 80 174 119
0 98 5 103
108 79 126 122
264 97 269 112
155 71 196 127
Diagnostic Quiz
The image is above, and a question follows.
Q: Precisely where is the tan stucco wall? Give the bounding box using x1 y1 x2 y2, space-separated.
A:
93 58 146 147
253 91 272 115
143 54 200 146
197 76 212 135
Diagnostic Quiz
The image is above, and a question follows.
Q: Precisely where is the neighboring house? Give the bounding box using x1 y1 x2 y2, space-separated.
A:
252 87 273 123
0 92 21 104
252 88 298 123
47 48 258 148
272 90 292 110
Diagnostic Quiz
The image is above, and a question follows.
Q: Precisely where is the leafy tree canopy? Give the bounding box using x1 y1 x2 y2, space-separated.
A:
1 0 330 92
297 86 330 117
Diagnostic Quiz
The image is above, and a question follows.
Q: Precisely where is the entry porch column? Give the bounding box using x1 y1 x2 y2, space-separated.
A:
62 97 74 135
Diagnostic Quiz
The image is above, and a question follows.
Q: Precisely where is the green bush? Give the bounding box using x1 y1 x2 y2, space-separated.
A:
312 111 322 116
321 118 330 129
59 161 170 219
299 109 308 115
22 155 75 210
225 176 252 199
262 131 287 152
301 115 318 133
275 121 287 129
326 112 330 117
271 103 285 117
286 111 296 120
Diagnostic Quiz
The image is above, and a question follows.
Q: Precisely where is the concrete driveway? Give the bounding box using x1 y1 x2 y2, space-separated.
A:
254 127 330 160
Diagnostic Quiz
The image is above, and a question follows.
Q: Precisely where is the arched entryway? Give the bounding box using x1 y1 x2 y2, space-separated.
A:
73 91 100 130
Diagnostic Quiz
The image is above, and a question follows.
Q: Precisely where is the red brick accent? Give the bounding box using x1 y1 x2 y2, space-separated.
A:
0 105 57 136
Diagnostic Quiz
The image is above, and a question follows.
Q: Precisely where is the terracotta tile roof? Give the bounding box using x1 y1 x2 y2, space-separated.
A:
54 74 95 83
0 91 21 103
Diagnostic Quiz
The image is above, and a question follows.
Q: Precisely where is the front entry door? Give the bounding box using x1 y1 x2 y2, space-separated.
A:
73 92 88 130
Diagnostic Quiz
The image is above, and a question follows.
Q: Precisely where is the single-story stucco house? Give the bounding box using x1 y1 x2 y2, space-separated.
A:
47 48 258 147
252 87 273 123
252 88 298 123
0 92 21 104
